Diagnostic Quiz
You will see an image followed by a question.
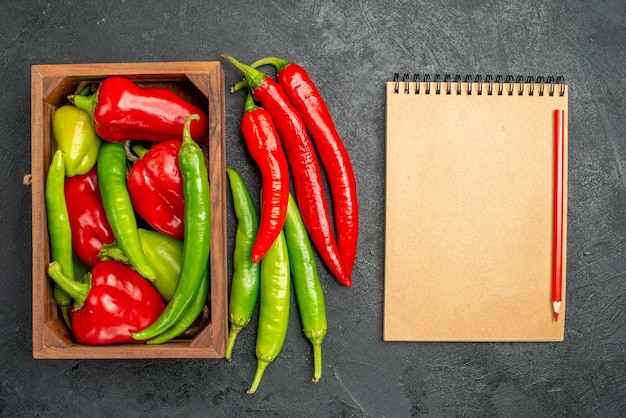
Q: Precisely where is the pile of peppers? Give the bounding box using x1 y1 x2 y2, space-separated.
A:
44 57 359 395
221 54 358 394
45 76 212 345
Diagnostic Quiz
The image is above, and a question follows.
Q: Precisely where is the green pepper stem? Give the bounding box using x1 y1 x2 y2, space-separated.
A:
224 324 249 361
247 359 270 394
220 54 268 91
312 343 322 383
48 261 90 310
182 114 201 146
249 56 291 72
72 93 98 123
59 307 72 331
52 282 73 330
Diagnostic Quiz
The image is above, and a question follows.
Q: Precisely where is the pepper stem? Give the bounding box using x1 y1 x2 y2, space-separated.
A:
230 80 248 93
312 343 323 383
52 283 73 330
182 114 201 145
249 56 291 72
131 144 150 159
224 326 241 362
98 241 130 264
242 91 259 114
247 359 270 394
48 261 90 310
60 307 72 331
72 92 98 123
220 54 268 91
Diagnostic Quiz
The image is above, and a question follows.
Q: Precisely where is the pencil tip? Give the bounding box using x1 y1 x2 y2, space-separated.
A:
552 301 561 322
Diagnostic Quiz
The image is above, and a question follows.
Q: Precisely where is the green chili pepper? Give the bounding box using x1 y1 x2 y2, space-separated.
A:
225 168 260 361
132 114 210 341
97 142 156 281
52 105 101 177
146 268 209 345
99 228 182 302
248 230 290 394
53 254 89 330
45 150 74 329
283 193 328 383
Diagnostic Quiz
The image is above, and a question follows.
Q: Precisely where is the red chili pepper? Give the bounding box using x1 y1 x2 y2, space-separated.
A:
73 76 210 143
127 140 185 240
222 54 347 286
252 57 359 283
64 167 115 266
240 91 290 263
47 260 166 345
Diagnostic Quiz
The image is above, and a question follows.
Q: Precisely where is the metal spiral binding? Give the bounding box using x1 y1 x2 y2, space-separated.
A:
393 73 565 97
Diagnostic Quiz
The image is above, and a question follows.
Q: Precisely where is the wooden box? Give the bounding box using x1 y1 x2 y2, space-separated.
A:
31 62 227 358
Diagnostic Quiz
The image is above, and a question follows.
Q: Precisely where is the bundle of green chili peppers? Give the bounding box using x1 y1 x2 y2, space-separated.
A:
225 169 328 394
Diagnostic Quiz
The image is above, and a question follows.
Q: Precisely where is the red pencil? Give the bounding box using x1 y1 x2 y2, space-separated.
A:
553 109 565 322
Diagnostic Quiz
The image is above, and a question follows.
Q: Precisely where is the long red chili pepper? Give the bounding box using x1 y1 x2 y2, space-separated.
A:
240 91 290 263
222 54 347 285
252 56 358 283
64 167 115 266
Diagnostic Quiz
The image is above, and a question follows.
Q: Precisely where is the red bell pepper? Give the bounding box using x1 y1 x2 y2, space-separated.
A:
47 260 166 345
127 140 185 240
64 167 115 266
73 76 210 143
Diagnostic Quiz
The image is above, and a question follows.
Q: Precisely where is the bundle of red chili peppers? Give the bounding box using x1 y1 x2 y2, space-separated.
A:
45 76 212 345
221 54 359 288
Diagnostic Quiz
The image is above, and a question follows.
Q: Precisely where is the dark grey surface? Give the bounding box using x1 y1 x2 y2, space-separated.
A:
1 1 624 416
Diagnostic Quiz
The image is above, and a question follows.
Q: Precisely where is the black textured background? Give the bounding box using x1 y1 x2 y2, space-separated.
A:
1 1 625 417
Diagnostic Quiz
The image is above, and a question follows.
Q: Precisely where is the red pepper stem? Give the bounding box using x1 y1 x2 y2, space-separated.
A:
231 80 248 93
98 242 130 264
47 261 90 310
220 54 268 91
72 92 98 123
249 56 291 72
243 91 259 114
131 144 150 159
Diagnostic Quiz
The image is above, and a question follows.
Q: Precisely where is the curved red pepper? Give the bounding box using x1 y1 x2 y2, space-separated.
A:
222 54 346 285
48 261 166 345
255 57 359 284
240 92 290 263
74 76 210 143
64 167 115 266
127 140 185 240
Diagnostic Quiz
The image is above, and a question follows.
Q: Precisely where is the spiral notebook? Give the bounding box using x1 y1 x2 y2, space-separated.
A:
383 74 568 342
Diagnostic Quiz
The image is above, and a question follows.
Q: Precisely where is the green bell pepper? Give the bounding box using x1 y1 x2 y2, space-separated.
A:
52 105 101 177
99 228 182 302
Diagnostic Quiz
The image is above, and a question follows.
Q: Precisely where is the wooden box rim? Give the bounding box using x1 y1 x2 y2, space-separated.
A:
31 62 227 359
